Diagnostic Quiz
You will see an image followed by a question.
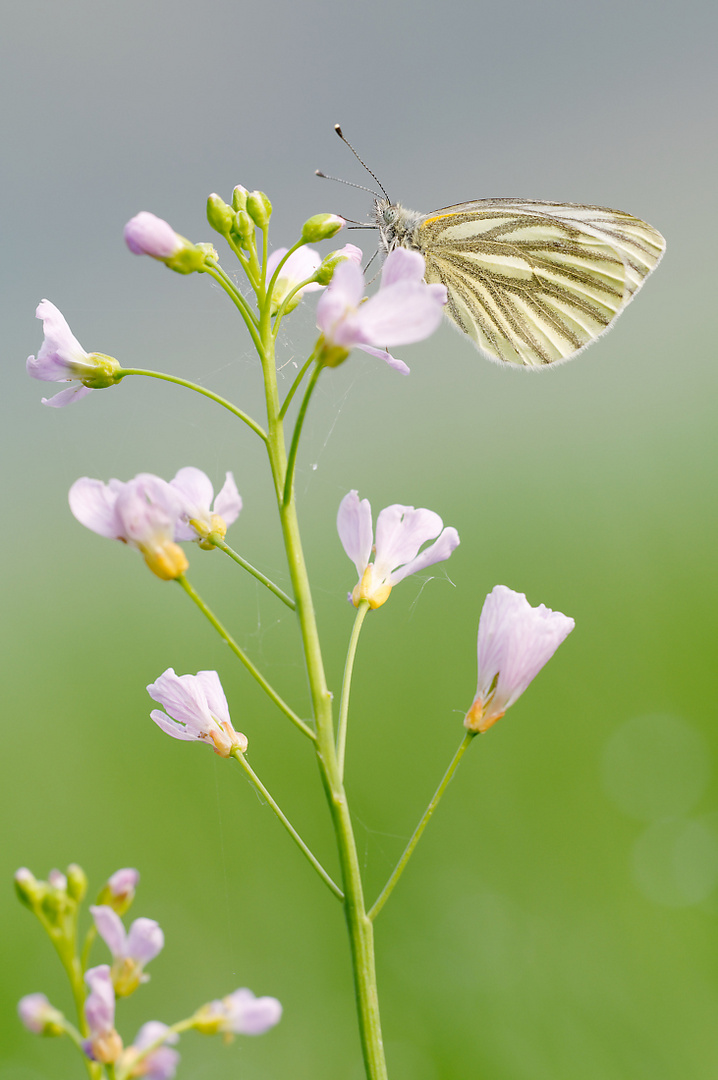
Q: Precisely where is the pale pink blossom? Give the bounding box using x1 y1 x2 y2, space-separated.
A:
203 988 282 1036
316 247 447 374
90 906 164 997
465 585 575 733
147 668 248 757
267 243 362 314
84 966 122 1064
121 1022 180 1080
26 300 118 407
18 993 63 1035
69 473 188 580
337 489 459 609
169 467 242 542
108 868 139 901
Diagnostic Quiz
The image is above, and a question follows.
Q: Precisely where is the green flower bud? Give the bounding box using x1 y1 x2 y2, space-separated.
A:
232 185 248 212
232 210 255 250
66 864 88 902
164 242 217 275
300 213 345 244
246 190 272 228
14 868 43 910
206 193 235 237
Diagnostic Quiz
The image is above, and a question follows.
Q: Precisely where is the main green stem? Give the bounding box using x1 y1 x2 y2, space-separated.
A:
258 314 388 1079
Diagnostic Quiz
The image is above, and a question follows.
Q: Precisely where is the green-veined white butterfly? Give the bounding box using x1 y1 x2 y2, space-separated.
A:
323 126 666 368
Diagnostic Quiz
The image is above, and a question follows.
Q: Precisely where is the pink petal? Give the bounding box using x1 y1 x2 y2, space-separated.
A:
69 478 123 539
374 505 444 578
126 918 164 964
390 526 460 584
380 248 426 287
357 280 446 347
41 384 93 407
90 906 126 958
213 472 242 525
124 212 181 258
337 491 373 578
356 344 410 375
194 670 231 726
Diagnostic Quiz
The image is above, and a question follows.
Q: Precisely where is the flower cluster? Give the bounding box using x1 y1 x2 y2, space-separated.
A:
17 864 282 1078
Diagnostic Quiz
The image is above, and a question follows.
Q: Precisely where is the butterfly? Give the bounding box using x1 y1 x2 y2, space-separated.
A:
324 127 666 368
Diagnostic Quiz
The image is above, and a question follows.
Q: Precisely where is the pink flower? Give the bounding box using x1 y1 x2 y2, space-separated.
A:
124 213 184 259
316 247 447 374
121 1022 180 1080
90 906 164 997
201 988 282 1036
147 668 248 757
169 467 242 542
84 966 122 1065
18 993 64 1036
465 586 575 733
337 490 459 609
69 473 189 580
26 300 119 407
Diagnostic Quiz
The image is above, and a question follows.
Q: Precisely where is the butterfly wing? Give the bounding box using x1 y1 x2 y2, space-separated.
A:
415 199 665 367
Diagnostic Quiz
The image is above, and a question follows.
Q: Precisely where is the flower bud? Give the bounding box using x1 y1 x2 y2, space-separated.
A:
300 213 345 244
95 868 139 915
66 864 88 902
232 210 255 250
232 185 248 212
14 868 43 909
206 193 235 236
124 212 212 275
246 190 272 228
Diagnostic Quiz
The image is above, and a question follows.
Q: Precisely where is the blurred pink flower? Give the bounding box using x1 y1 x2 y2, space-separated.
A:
147 668 248 757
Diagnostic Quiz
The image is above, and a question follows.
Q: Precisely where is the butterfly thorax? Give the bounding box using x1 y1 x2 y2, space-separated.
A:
375 199 425 254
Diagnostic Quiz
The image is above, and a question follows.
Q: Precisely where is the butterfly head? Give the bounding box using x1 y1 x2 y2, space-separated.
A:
375 199 423 253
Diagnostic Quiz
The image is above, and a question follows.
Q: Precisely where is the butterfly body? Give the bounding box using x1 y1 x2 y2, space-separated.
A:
374 196 665 367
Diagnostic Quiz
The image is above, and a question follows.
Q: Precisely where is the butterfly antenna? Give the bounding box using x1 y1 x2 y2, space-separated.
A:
314 170 382 201
333 124 391 202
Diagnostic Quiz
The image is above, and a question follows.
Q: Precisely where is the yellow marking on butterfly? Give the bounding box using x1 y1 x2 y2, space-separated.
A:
420 211 464 227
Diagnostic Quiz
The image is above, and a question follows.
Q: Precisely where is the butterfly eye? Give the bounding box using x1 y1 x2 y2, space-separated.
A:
383 207 397 225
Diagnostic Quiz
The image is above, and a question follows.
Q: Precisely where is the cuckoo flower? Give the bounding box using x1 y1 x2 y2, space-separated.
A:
464 585 575 734
26 300 119 407
90 906 164 997
147 668 248 757
69 473 188 580
337 489 460 609
120 1022 180 1080
18 993 64 1036
196 988 282 1037
84 966 122 1065
169 467 242 544
316 247 447 374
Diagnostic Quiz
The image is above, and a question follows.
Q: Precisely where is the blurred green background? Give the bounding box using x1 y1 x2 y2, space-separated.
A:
2 0 717 1077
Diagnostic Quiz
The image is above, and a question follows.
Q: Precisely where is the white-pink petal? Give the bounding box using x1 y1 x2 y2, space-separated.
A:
90 906 126 957
336 490 374 578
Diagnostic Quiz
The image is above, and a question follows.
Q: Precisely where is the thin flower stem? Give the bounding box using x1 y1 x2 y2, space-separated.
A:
116 369 267 442
106 1065 117 1080
176 574 315 742
80 924 97 970
231 749 344 901
266 239 305 316
257 303 388 1079
337 601 370 779
203 264 263 353
282 362 323 507
209 536 295 609
278 349 319 421
368 732 476 921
